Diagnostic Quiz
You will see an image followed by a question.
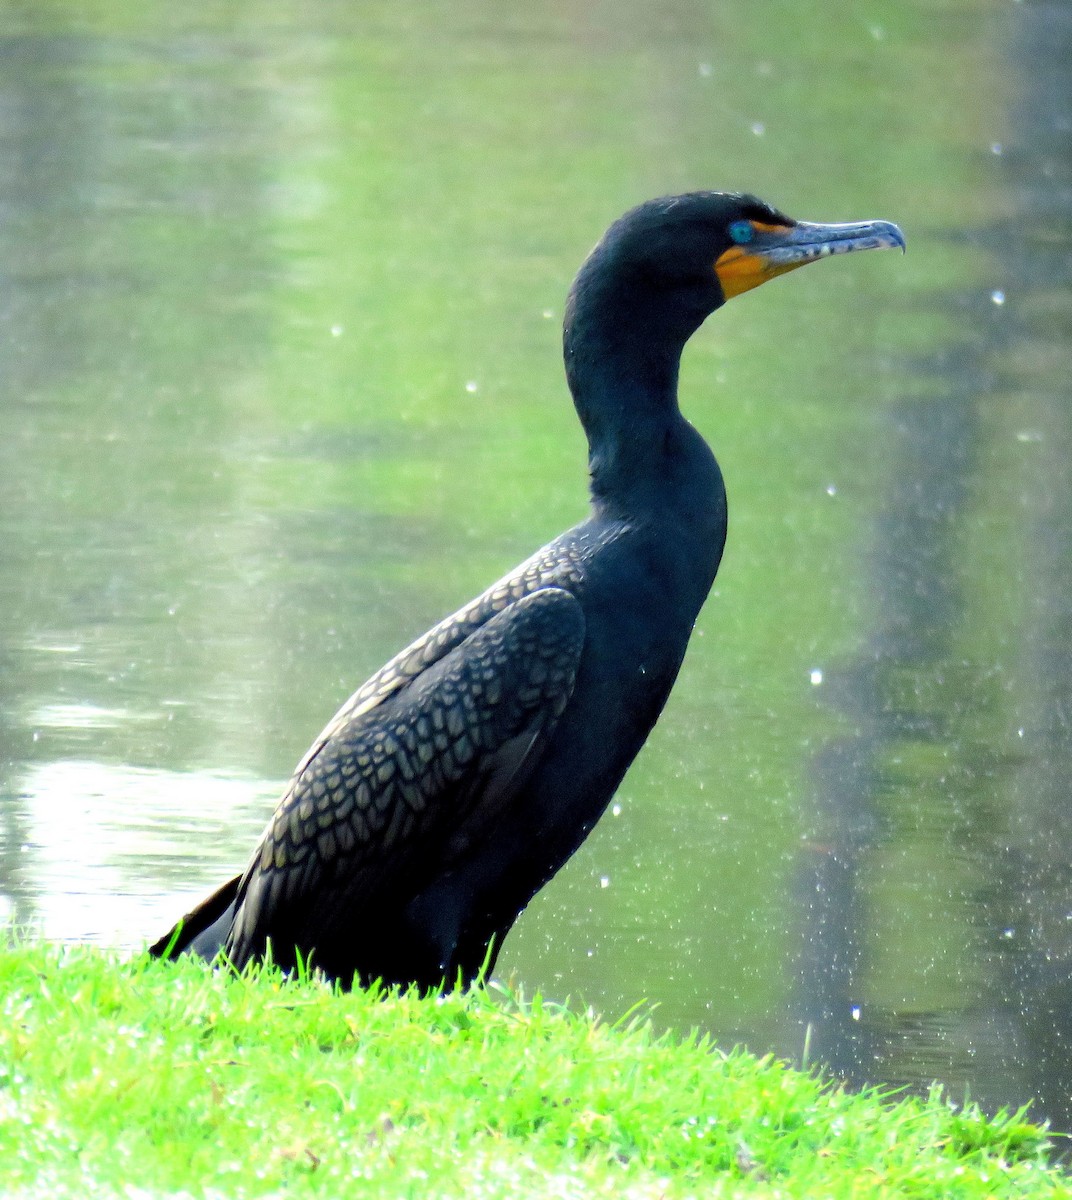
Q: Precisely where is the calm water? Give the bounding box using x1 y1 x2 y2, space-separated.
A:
3 0 1072 1130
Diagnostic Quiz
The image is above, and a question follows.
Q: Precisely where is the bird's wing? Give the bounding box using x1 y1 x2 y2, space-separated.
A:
289 542 586 782
224 586 585 969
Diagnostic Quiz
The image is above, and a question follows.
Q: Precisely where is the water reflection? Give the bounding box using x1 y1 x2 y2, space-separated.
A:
2 0 1072 1135
795 0 1072 1130
8 757 278 943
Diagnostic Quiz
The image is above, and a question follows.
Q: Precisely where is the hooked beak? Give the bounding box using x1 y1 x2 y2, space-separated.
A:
715 218 906 300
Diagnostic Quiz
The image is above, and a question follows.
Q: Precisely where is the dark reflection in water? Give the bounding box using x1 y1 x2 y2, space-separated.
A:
996 0 1072 1134
795 0 1072 1131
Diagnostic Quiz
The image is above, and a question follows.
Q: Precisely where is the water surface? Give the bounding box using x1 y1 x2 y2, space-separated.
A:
3 0 1072 1130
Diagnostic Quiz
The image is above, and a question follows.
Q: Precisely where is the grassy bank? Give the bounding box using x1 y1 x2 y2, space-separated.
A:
0 943 1065 1198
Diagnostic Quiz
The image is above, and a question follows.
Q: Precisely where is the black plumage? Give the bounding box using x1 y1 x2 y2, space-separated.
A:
151 192 904 988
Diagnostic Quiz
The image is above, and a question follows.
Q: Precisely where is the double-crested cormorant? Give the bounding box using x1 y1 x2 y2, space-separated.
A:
151 192 904 989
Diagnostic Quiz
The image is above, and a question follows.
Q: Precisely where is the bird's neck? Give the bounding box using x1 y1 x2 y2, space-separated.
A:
565 322 698 516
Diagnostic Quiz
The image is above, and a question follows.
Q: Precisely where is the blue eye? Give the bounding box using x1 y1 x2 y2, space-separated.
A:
728 220 754 245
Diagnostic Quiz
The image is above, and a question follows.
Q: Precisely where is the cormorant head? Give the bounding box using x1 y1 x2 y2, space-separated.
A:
566 191 905 354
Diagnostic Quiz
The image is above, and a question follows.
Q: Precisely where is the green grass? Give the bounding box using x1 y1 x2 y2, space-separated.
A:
0 943 1065 1199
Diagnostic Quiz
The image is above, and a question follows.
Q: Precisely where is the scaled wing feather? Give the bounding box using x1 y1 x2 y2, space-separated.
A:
224 586 585 968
